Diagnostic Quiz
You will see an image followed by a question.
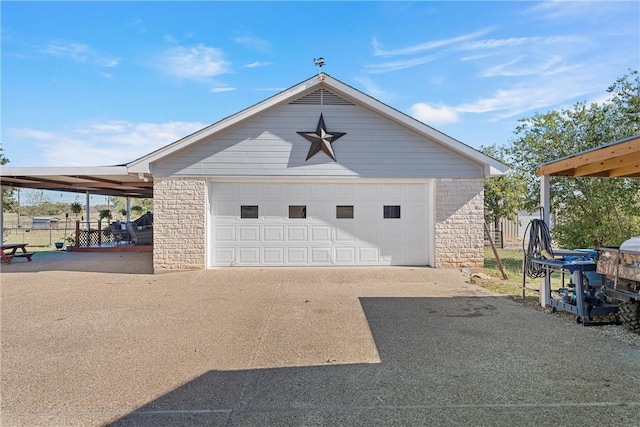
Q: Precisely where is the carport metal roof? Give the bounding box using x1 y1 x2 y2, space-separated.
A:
0 166 153 198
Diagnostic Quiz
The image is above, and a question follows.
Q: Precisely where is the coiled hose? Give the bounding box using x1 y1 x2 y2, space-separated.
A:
523 218 554 278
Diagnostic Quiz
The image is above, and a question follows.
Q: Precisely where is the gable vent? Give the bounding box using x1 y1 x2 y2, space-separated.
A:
290 88 354 106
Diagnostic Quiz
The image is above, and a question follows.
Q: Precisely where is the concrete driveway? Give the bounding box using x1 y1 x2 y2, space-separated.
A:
1 252 639 426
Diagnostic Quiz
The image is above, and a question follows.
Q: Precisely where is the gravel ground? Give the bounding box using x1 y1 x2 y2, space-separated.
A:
2 254 639 426
594 323 640 347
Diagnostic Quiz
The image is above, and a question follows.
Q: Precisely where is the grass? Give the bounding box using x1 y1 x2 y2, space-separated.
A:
3 212 76 251
480 247 562 304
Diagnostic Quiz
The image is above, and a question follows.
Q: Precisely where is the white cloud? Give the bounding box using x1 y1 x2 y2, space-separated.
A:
459 35 582 52
354 75 394 101
364 54 443 74
480 55 574 78
210 87 236 93
234 35 271 53
372 28 492 56
8 120 206 167
459 37 534 51
410 103 459 125
245 61 270 68
456 74 601 119
163 34 178 44
159 44 230 80
43 40 120 67
408 68 606 123
523 0 619 21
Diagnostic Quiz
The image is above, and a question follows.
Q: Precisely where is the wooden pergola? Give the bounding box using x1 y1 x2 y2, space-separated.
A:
536 134 640 178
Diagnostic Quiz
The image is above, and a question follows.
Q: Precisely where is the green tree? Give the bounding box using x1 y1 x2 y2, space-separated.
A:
1 147 18 213
506 70 640 248
110 197 153 219
480 144 526 228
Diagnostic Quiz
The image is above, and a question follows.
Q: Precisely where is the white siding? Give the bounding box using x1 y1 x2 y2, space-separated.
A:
151 104 483 179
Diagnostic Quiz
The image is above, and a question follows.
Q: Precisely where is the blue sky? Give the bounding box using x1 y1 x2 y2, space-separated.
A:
2 1 639 169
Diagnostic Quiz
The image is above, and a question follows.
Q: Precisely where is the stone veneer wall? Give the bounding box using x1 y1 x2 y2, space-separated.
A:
153 177 206 271
434 178 484 268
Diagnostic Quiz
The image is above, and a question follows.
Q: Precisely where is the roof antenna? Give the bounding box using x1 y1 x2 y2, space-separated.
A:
314 57 325 75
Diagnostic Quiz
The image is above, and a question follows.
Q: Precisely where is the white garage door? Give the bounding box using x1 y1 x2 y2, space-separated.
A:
208 182 431 266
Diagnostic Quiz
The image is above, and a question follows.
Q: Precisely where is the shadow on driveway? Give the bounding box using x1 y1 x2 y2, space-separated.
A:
0 251 153 274
108 297 640 426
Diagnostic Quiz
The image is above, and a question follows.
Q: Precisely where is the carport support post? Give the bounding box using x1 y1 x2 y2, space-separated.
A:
126 197 131 222
85 191 90 231
540 175 551 308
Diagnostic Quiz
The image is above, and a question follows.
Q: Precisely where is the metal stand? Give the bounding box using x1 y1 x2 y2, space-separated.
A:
533 258 619 325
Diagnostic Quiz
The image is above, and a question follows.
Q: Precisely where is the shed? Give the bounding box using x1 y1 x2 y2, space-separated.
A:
31 217 60 230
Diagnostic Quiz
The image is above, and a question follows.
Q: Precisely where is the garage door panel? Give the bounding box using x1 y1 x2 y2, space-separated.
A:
214 247 235 265
215 226 236 241
334 226 356 242
287 247 308 263
238 247 260 264
264 226 284 242
210 182 431 267
288 226 308 242
238 226 260 242
311 226 331 242
311 247 333 264
263 247 285 264
335 247 355 264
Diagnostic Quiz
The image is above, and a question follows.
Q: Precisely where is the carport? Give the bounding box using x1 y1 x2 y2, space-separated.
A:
536 134 640 306
0 166 153 233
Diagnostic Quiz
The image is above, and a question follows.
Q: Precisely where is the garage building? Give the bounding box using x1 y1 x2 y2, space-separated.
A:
127 73 507 270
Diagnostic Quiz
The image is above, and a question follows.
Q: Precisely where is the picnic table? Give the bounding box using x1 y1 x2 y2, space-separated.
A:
1 243 34 264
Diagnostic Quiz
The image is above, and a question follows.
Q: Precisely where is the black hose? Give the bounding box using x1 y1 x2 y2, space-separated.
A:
523 218 554 279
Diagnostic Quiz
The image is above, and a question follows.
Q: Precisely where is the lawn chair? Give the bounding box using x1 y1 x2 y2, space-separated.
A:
126 223 153 245
109 223 126 245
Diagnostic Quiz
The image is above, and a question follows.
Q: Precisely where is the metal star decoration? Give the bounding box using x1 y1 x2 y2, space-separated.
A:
297 114 346 161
